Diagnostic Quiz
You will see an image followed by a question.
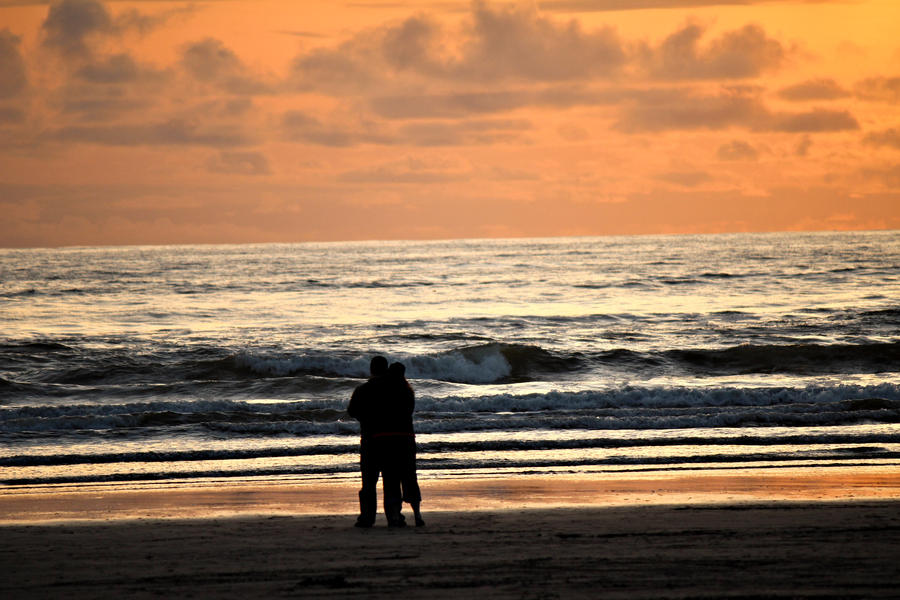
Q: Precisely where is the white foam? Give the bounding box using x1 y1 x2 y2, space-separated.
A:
233 345 513 384
404 347 511 384
233 351 370 378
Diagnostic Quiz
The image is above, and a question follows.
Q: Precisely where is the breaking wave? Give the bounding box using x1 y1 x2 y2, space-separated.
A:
5 340 896 396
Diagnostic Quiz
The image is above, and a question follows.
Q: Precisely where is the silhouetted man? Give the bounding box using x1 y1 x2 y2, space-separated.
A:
347 355 393 527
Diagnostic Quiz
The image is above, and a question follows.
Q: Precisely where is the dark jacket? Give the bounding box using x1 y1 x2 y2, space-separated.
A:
348 375 414 438
347 375 388 439
377 377 415 437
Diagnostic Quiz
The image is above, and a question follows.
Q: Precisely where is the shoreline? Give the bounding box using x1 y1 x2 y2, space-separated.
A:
2 465 899 524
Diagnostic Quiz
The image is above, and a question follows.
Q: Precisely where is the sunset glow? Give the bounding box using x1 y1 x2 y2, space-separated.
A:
1 0 899 247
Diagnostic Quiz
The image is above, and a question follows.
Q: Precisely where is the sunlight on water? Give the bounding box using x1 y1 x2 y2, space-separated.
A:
2 231 899 488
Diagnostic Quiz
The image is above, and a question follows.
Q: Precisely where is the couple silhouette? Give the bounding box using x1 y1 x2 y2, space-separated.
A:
348 356 423 528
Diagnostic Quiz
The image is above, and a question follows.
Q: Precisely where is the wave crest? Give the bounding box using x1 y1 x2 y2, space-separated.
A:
233 343 579 384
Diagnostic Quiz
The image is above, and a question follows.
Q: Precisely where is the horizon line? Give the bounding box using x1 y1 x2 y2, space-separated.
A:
2 226 896 252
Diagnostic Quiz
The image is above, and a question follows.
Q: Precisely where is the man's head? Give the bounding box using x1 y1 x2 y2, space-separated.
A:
370 355 388 376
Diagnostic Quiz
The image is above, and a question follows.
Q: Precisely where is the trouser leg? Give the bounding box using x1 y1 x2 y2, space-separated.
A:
378 437 405 525
358 440 378 524
382 469 403 524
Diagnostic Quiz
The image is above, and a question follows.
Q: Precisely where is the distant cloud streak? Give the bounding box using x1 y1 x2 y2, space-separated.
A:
49 118 256 147
855 76 900 103
863 128 900 150
206 151 271 175
777 78 850 101
616 88 859 132
717 140 759 160
181 38 273 94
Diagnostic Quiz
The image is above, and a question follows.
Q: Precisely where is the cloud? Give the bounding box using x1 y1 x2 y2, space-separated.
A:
0 0 193 6
275 30 328 39
53 50 172 121
370 85 644 119
370 90 530 119
863 128 900 150
59 96 154 121
290 2 626 93
655 170 712 187
538 0 846 11
0 29 27 98
40 0 190 58
558 122 590 141
113 4 195 36
32 4 181 125
0 181 313 247
398 118 532 146
447 1 626 81
0 106 25 123
3 177 898 248
380 14 446 74
717 139 758 160
777 78 850 101
206 151 271 175
48 117 256 147
855 76 900 103
768 108 858 133
794 134 811 156
49 55 170 123
336 158 540 184
74 52 167 85
616 88 859 132
281 110 393 147
281 109 529 147
0 0 847 7
337 156 471 184
41 0 114 56
482 166 542 181
861 164 900 188
615 88 766 131
75 52 138 83
289 40 382 94
642 23 787 80
181 38 272 94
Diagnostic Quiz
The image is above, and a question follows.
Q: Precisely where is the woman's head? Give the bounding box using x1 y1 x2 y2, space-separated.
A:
388 361 406 378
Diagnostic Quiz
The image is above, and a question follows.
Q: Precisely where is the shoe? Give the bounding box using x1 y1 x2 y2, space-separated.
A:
354 517 374 528
415 516 425 527
388 519 407 528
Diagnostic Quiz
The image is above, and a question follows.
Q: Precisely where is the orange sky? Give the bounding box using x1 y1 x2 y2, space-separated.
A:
1 0 899 247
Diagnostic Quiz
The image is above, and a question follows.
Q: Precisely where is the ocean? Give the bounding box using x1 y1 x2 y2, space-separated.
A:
2 231 899 492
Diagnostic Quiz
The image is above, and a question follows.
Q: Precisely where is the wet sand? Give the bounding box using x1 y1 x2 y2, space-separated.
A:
2 469 900 598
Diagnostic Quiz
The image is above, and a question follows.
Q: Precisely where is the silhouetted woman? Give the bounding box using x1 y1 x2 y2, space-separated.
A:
378 361 424 526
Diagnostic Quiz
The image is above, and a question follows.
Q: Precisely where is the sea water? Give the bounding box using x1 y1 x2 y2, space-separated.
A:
2 231 899 489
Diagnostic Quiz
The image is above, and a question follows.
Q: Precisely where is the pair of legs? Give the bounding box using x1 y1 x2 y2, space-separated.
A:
381 437 424 527
357 436 424 527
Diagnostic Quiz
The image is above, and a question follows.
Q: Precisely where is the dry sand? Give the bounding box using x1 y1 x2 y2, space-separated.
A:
2 469 900 598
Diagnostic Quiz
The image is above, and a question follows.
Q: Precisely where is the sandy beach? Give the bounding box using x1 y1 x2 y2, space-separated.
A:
3 469 900 598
